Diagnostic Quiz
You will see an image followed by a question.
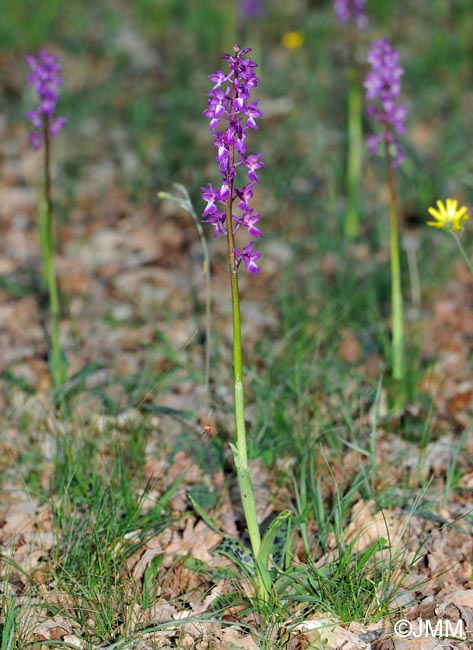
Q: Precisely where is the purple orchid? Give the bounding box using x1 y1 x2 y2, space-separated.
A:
364 39 407 168
234 241 261 274
201 45 264 274
25 49 66 151
333 0 368 30
239 0 265 20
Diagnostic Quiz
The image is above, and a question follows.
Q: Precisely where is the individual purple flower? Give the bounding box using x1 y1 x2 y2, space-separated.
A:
201 45 264 273
243 153 264 183
25 49 66 151
333 0 369 30
364 39 407 167
234 241 261 274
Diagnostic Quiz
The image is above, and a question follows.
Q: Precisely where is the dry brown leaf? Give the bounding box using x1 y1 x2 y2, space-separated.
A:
32 615 75 642
131 548 165 582
62 635 85 649
339 329 362 364
392 637 455 650
146 600 178 623
437 589 473 609
294 616 369 650
2 508 36 534
165 518 221 564
344 499 403 553
0 186 35 219
217 626 260 649
371 637 395 650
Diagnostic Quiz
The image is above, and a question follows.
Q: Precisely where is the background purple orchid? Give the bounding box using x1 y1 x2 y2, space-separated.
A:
365 38 407 167
26 49 66 151
333 0 368 30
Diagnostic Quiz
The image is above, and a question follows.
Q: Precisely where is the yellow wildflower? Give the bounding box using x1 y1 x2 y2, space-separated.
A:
427 198 470 232
281 31 305 50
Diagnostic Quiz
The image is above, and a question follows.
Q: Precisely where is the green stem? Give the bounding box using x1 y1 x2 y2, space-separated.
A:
40 121 66 390
160 185 212 414
451 231 473 277
224 132 265 601
384 140 404 383
187 198 212 415
345 65 362 239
